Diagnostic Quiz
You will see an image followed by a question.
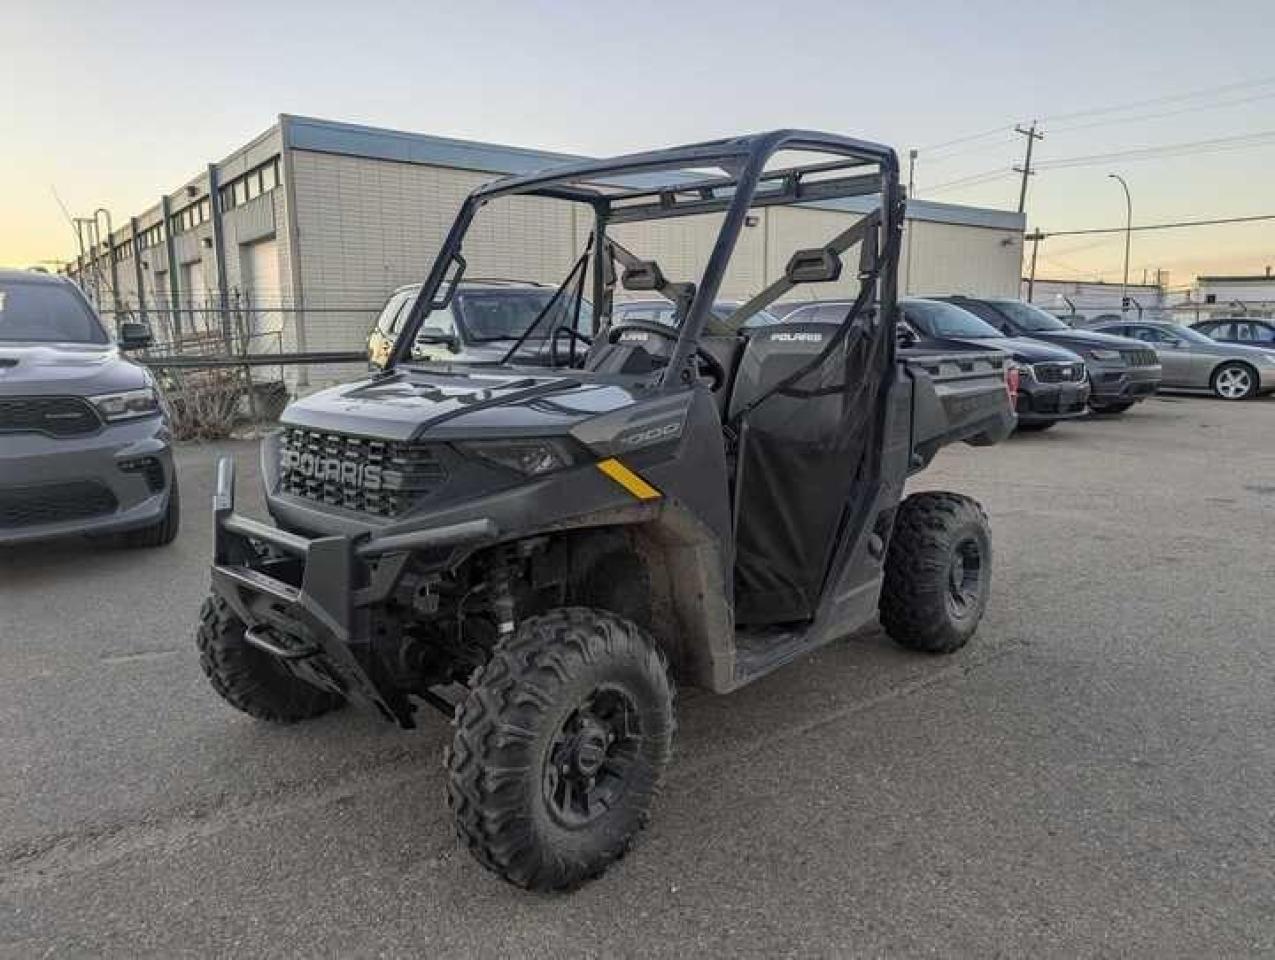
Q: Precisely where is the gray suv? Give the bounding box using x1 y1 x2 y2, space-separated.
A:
0 270 178 546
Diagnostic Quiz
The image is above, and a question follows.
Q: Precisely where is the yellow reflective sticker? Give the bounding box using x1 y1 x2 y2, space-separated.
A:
596 458 662 501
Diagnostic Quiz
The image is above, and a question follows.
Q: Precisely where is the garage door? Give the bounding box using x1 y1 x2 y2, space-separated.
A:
240 238 282 337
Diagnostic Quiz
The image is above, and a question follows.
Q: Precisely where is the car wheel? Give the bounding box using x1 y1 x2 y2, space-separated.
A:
1211 362 1257 401
447 607 674 890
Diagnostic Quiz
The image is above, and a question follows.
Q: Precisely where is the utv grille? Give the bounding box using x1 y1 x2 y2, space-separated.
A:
1032 362 1085 383
1121 348 1158 367
0 396 101 437
0 481 118 529
277 427 448 518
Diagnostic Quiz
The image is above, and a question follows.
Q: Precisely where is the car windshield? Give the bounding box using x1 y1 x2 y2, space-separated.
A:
987 299 1071 332
616 301 778 329
0 279 108 344
902 300 1004 339
454 290 589 342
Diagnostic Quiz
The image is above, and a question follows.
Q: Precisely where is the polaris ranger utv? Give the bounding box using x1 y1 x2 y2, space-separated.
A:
200 130 1015 890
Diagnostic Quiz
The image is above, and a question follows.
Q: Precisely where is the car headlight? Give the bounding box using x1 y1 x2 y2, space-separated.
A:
89 386 162 421
458 438 579 476
1011 360 1033 381
1085 349 1122 361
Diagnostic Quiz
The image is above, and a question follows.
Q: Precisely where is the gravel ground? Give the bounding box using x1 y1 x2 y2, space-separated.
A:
2 394 1274 958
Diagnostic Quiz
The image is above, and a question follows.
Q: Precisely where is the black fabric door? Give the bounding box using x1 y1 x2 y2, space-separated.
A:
728 319 887 626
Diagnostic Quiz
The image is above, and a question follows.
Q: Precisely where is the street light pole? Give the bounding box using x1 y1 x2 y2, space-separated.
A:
1108 173 1132 316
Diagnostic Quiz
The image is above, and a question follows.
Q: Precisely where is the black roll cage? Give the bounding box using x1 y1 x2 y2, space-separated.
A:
388 129 904 389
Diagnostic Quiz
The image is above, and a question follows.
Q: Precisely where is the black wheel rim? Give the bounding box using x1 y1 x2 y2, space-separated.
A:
543 686 640 828
946 537 983 622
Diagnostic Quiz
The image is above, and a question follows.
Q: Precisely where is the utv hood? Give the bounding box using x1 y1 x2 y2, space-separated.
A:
282 368 650 442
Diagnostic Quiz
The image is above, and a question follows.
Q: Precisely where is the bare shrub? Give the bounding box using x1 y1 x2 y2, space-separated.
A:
160 369 246 441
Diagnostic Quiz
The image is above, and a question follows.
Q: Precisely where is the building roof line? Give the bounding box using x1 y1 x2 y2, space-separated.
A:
280 114 1024 232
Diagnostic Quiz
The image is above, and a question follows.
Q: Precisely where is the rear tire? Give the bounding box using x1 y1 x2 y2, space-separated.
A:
123 479 181 547
1017 421 1055 432
196 595 344 723
447 607 674 890
880 492 992 654
1211 362 1257 401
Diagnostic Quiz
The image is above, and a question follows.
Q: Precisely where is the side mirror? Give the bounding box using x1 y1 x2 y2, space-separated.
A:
118 321 153 351
895 323 918 347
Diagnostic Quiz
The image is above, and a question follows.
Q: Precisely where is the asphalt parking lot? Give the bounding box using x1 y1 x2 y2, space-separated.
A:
2 394 1274 957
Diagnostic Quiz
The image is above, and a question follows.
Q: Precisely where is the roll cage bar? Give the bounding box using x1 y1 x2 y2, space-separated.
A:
388 129 904 387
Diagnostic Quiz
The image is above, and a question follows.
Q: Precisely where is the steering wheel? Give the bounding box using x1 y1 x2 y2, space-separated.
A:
549 324 593 367
605 320 726 391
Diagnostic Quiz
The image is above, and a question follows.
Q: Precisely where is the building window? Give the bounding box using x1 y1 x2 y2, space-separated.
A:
217 157 281 214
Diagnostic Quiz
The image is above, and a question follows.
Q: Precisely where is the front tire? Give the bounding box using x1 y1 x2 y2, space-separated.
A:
447 607 674 890
880 492 992 654
196 595 344 722
1211 362 1257 401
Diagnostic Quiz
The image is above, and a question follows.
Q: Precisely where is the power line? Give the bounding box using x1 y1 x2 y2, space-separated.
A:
1041 212 1275 238
1035 129 1275 170
1038 74 1275 125
1045 89 1275 135
922 167 1015 195
916 124 1013 155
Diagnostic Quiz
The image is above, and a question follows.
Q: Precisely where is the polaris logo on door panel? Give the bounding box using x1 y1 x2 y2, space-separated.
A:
281 449 384 491
769 332 823 343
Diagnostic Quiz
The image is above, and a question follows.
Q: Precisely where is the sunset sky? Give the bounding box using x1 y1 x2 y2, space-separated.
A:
3 0 1273 288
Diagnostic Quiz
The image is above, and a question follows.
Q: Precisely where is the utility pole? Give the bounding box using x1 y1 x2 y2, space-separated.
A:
1025 230 1045 303
907 149 917 197
1013 122 1044 214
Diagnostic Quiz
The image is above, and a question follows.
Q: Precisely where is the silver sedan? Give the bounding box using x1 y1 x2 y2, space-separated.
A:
1088 319 1275 401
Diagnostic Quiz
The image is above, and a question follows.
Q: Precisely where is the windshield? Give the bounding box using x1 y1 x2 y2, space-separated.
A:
987 299 1070 332
0 279 107 344
615 301 779 329
902 299 1004 339
455 290 590 342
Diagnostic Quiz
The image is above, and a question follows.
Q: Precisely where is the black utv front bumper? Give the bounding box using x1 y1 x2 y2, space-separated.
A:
209 457 498 727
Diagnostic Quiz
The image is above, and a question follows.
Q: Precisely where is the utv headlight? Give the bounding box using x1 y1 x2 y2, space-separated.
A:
459 438 579 476
89 386 162 421
1085 349 1122 361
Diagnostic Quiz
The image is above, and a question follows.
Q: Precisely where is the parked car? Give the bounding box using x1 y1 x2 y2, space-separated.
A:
611 298 782 330
1190 317 1275 350
894 298 1090 431
938 297 1161 414
367 280 592 368
1088 318 1275 400
0 269 178 547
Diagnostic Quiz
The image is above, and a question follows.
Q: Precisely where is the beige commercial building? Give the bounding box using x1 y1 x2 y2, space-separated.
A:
66 115 1026 388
